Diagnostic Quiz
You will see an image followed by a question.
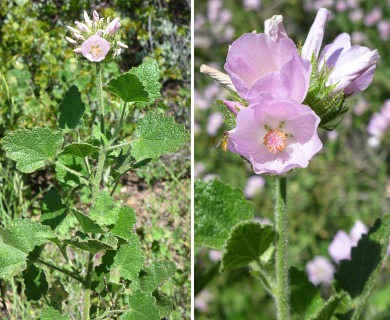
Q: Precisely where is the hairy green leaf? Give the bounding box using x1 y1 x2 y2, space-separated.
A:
109 206 137 241
112 233 144 281
221 221 275 271
72 209 104 233
130 112 190 161
138 260 176 293
61 142 99 158
41 187 68 230
153 291 174 318
106 73 149 103
65 233 117 254
58 85 85 129
49 279 69 312
22 265 48 301
2 127 64 173
55 154 87 188
128 59 162 108
0 242 27 280
121 290 160 320
195 179 254 250
89 191 119 227
40 307 70 320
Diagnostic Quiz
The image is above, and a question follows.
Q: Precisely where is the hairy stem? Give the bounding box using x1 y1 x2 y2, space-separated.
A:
274 176 290 320
83 252 94 320
96 63 105 135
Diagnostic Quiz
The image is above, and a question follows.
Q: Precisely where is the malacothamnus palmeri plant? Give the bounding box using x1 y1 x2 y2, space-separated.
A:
0 10 189 320
196 7 389 320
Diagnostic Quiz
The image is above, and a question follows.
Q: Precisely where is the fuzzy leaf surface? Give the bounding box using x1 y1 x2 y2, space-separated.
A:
138 260 176 293
153 291 173 318
41 187 68 230
22 265 48 301
335 216 390 318
221 221 275 271
128 59 161 108
106 73 149 103
55 154 87 188
65 233 117 254
58 85 85 129
194 179 254 250
111 233 144 281
0 219 52 280
109 206 137 241
2 127 64 173
121 290 160 320
89 191 119 227
130 112 190 161
61 143 99 158
72 209 104 233
40 307 70 320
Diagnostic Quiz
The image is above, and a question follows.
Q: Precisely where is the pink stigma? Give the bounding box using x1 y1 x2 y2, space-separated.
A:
263 129 287 153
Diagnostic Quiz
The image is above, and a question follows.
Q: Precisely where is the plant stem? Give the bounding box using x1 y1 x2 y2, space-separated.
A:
37 258 84 284
107 140 132 151
274 176 290 320
83 252 94 320
55 162 89 182
92 149 106 201
96 63 105 135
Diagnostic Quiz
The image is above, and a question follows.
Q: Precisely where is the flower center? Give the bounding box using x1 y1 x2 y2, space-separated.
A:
263 129 287 153
90 45 101 57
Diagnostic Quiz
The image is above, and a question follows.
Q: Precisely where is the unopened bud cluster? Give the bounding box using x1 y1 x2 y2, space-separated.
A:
66 10 128 62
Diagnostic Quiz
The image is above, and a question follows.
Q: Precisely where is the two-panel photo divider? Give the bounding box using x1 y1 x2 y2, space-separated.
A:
0 0 389 319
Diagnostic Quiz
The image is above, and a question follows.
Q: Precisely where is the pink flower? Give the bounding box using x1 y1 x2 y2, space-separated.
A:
306 256 335 285
378 20 390 41
81 35 110 62
206 112 224 136
367 100 390 138
224 33 311 103
264 15 288 43
303 8 379 96
364 6 382 27
243 0 261 10
104 17 121 35
227 94 322 175
329 220 368 263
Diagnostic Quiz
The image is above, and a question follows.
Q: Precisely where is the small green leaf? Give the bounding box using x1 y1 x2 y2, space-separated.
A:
41 187 68 230
72 209 104 233
335 217 390 319
40 306 70 320
221 221 275 271
65 234 117 254
111 233 144 281
0 219 53 280
195 179 254 250
2 127 64 173
128 59 162 108
153 291 174 318
22 265 48 301
56 154 87 188
130 112 190 161
61 143 99 158
58 85 85 129
121 290 160 320
106 73 149 103
109 206 136 241
138 260 176 293
89 191 119 227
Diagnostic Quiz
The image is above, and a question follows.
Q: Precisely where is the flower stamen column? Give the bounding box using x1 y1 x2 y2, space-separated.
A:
274 176 290 320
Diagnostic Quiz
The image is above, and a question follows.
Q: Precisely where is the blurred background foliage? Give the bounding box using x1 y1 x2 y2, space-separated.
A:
0 0 190 318
194 0 390 319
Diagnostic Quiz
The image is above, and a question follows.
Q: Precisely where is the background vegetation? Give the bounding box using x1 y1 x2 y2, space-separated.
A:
0 0 191 318
194 0 390 319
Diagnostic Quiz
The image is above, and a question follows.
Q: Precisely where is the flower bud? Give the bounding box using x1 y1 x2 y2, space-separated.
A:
66 36 78 45
104 17 120 35
67 26 81 34
73 48 82 54
93 10 99 23
84 10 93 27
117 41 128 48
75 21 91 33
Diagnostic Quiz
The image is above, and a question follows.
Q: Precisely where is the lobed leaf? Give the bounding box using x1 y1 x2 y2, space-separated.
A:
121 290 160 320
55 154 88 188
128 59 162 108
138 260 176 293
2 127 64 173
106 72 149 103
221 221 275 271
72 209 104 234
22 265 48 301
58 85 85 130
40 307 70 320
111 233 144 281
130 112 190 161
194 179 254 250
153 291 174 318
109 206 137 241
89 191 119 227
0 242 27 280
